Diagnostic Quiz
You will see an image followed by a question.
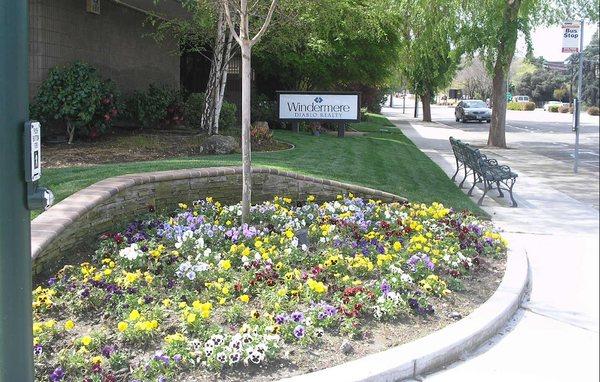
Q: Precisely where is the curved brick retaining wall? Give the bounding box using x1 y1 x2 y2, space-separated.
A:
31 166 405 275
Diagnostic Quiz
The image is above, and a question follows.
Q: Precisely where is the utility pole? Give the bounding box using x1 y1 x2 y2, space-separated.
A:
573 19 584 173
0 1 35 381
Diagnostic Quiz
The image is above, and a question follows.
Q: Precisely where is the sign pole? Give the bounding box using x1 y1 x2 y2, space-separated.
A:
0 1 35 381
573 19 584 174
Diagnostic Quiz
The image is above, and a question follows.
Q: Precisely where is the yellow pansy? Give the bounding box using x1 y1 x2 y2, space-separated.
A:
81 336 92 347
129 310 141 321
220 260 232 270
117 321 128 332
64 320 75 331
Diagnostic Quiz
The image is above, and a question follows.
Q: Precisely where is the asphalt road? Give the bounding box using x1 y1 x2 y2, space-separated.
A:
390 99 600 173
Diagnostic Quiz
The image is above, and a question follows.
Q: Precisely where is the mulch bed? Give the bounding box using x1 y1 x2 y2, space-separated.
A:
42 129 291 168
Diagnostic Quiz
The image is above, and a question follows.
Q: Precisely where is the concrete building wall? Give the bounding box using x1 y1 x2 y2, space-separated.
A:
29 0 183 99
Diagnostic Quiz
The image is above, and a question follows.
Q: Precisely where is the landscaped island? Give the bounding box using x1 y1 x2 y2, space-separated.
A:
33 196 506 381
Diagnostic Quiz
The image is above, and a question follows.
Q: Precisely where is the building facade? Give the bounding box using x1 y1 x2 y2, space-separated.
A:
28 0 186 99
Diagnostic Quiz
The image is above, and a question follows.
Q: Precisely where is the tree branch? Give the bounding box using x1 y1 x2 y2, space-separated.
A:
250 0 278 47
222 0 243 46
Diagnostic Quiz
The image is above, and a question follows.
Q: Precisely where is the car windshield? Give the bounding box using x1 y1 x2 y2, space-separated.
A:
464 100 486 108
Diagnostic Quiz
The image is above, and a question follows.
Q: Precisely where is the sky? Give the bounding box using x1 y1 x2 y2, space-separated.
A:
517 23 599 62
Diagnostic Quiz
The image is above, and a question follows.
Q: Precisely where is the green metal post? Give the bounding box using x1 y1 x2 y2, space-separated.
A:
0 1 34 381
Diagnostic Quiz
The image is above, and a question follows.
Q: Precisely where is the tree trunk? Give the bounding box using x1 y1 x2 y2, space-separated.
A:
241 41 252 223
413 94 418 118
222 0 277 223
214 32 234 135
66 120 75 144
487 0 520 148
201 9 228 135
489 64 507 147
421 93 432 122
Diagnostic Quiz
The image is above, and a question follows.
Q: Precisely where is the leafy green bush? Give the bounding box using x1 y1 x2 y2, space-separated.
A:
558 105 570 113
548 105 560 112
183 93 238 130
360 107 369 122
183 92 205 129
507 101 535 111
587 106 599 116
30 61 120 143
251 94 278 126
250 122 273 145
219 101 238 130
125 85 184 129
522 101 536 111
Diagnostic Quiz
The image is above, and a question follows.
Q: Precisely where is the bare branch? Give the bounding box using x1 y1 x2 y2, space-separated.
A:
250 0 278 46
222 0 243 46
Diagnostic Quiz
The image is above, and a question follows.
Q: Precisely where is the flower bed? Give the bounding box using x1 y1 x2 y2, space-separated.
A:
33 196 507 382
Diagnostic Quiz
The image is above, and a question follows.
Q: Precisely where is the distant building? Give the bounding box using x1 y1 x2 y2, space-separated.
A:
543 61 568 72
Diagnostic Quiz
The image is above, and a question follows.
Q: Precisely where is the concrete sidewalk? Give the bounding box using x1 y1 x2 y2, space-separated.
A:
382 107 599 381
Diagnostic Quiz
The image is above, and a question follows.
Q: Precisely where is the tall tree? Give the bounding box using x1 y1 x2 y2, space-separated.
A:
150 1 236 135
253 0 402 91
396 0 461 122
222 0 278 223
462 0 598 147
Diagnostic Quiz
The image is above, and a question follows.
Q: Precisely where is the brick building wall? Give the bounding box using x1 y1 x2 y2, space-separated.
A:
28 0 184 99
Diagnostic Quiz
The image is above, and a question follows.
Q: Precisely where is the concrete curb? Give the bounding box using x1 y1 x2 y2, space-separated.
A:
278 248 529 382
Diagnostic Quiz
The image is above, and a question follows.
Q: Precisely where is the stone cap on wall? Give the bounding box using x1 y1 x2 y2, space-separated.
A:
31 166 406 269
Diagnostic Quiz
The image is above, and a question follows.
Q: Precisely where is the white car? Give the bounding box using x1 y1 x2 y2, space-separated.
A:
543 101 563 111
513 95 530 103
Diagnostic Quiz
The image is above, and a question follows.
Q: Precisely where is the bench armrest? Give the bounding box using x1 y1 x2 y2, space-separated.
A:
483 158 499 167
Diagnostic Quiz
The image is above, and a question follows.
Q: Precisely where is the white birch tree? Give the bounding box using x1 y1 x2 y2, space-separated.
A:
201 7 235 135
222 0 278 223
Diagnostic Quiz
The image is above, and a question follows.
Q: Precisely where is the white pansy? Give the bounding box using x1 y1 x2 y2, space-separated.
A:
119 244 143 261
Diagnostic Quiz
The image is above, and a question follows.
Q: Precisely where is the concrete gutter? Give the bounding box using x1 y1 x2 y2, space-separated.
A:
279 248 529 382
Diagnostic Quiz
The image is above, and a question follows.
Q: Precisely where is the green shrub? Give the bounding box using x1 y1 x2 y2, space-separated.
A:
360 107 369 122
183 93 238 130
522 101 536 111
252 94 278 126
183 92 205 129
548 105 560 112
507 101 535 111
219 101 238 130
30 61 120 143
558 105 572 113
125 84 184 129
250 122 273 145
587 106 599 116
507 102 520 110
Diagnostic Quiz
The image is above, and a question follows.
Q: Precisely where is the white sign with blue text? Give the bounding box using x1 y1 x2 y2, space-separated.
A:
277 92 360 122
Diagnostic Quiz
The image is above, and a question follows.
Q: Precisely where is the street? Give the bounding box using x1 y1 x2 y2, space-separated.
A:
388 96 600 173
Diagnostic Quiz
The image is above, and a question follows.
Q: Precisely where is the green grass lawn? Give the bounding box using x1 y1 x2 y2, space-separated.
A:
37 115 482 218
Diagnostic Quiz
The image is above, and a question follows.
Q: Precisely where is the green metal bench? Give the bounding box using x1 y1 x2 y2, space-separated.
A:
449 137 518 207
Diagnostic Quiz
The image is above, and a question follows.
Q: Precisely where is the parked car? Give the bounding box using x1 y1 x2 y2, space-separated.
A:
543 101 563 111
513 95 530 103
455 99 492 123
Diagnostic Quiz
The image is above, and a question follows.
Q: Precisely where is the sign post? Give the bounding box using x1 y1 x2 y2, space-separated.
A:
277 91 361 138
562 20 584 173
0 1 35 381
